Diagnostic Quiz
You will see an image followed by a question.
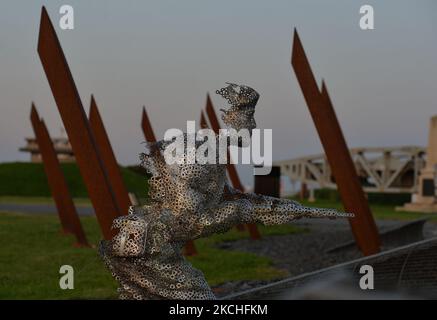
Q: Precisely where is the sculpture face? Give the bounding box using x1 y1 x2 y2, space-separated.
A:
222 107 257 133
218 83 259 134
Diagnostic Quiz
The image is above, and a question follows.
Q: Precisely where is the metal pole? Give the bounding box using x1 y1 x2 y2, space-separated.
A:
254 166 281 198
300 183 308 201
30 104 89 247
200 110 209 129
141 106 157 143
291 29 380 255
205 95 261 239
89 95 131 216
37 7 120 239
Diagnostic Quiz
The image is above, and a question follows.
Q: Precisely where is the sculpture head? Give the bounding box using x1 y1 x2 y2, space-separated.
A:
217 83 259 134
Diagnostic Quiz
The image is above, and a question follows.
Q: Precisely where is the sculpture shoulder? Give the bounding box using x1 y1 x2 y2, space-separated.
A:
143 133 227 210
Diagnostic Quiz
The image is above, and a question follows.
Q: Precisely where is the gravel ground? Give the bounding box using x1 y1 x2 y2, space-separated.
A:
212 219 437 298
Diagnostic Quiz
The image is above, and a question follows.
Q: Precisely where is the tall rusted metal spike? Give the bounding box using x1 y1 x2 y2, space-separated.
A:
204 95 261 239
37 6 120 239
141 106 157 142
30 105 70 235
205 94 221 135
140 106 198 256
140 107 158 144
30 104 89 247
291 29 380 255
205 94 245 191
200 110 209 129
89 95 131 216
183 240 198 257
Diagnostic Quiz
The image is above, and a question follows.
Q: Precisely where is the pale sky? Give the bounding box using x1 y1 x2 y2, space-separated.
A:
1 0 436 187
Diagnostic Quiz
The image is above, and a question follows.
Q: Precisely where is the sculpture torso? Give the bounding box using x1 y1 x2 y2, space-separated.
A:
144 134 230 235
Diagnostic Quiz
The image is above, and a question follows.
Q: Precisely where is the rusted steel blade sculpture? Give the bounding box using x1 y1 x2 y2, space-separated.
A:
183 241 198 257
291 29 380 255
204 95 221 135
200 110 209 129
141 106 157 143
140 107 158 145
37 7 120 239
300 183 308 201
254 166 281 198
141 106 198 256
205 95 261 239
30 104 89 247
89 95 131 216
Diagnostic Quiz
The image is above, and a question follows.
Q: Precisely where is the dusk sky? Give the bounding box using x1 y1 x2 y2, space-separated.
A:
1 0 436 187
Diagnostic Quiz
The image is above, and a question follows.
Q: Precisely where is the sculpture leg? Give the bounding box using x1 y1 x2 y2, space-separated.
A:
99 241 216 300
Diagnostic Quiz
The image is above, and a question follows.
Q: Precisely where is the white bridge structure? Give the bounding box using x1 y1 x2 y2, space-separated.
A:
274 146 426 194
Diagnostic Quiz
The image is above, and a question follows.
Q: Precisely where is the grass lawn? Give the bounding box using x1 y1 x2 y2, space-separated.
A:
0 212 304 299
0 196 92 206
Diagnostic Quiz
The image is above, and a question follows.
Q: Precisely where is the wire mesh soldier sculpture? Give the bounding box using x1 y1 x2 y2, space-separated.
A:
99 83 354 300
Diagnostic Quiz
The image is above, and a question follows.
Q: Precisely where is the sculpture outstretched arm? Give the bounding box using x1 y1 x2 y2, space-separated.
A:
245 193 353 225
221 181 353 225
